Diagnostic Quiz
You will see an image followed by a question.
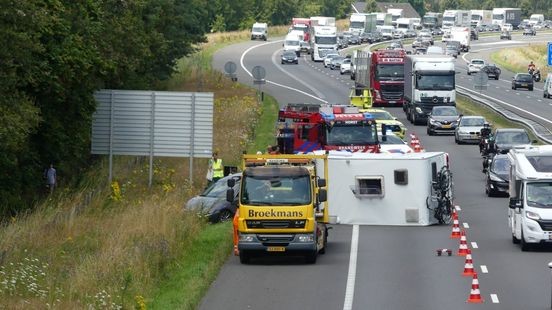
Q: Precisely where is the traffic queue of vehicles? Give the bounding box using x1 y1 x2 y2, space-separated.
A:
234 12 552 260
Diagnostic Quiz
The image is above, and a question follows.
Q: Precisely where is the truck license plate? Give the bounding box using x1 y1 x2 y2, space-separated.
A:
267 246 286 252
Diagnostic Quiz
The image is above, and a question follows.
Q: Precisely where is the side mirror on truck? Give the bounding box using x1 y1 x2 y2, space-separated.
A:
508 198 522 209
226 188 235 203
317 178 326 187
318 189 327 203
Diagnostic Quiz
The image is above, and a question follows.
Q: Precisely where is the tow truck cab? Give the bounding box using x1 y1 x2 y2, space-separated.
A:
227 154 329 264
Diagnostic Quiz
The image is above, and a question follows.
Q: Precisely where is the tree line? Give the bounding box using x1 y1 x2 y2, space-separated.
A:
0 0 355 216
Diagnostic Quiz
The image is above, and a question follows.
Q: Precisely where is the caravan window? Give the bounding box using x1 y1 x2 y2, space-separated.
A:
355 176 384 197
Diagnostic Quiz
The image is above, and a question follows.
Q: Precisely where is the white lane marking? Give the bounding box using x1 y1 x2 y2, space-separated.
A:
239 41 328 103
269 48 327 99
471 242 478 249
455 205 461 211
481 265 488 273
490 294 500 303
463 222 470 229
343 225 359 310
457 85 552 126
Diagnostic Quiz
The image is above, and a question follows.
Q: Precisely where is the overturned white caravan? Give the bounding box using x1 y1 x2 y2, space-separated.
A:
315 151 452 226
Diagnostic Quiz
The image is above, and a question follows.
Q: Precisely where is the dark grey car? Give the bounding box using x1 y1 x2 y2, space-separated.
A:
184 173 241 223
512 73 534 91
427 106 460 135
484 154 510 197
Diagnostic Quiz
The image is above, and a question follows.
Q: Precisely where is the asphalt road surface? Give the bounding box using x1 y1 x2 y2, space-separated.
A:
205 31 552 310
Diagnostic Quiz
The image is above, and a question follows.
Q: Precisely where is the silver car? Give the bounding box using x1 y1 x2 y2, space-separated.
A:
454 116 487 144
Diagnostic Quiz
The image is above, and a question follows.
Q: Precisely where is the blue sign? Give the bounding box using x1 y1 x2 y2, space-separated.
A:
548 42 552 66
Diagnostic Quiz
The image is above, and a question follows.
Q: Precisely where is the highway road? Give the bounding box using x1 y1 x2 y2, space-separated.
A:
205 32 552 310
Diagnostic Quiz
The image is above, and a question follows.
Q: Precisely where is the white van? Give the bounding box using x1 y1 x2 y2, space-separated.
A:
508 145 552 251
544 73 552 99
251 22 268 41
283 33 302 56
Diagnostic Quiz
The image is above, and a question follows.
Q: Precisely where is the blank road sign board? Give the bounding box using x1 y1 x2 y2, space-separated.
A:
91 90 214 158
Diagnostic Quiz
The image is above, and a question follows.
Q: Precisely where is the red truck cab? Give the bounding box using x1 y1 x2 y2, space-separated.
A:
370 50 406 107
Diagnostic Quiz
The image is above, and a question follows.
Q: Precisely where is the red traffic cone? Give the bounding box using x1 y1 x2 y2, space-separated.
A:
452 208 458 220
462 249 475 276
450 218 461 239
414 144 421 153
471 272 480 290
467 272 484 303
457 230 469 256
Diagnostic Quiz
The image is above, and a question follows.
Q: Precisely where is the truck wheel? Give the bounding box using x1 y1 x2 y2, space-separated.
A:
520 231 531 251
305 251 317 264
239 251 250 264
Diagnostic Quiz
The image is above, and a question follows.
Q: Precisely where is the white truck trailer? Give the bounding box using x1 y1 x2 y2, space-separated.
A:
470 10 492 27
450 26 471 52
315 150 452 226
349 13 377 34
492 8 522 28
396 17 416 34
403 55 456 125
442 10 471 29
508 145 552 251
376 13 392 27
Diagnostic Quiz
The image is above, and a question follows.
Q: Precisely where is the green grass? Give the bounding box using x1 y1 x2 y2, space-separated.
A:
149 222 233 310
247 95 280 154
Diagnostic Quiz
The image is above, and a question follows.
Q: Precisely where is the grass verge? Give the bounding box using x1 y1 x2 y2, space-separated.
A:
490 43 548 76
149 222 232 310
457 95 540 143
0 27 279 309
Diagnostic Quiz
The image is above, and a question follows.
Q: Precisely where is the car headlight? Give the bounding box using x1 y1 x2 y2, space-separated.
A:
239 233 255 242
415 107 423 113
429 119 438 125
296 234 315 242
489 172 504 182
525 210 541 221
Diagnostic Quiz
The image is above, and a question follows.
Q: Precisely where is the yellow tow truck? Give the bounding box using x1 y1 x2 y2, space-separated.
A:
226 154 329 264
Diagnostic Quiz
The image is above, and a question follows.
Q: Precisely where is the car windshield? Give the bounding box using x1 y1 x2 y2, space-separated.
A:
495 131 530 144
369 111 394 120
326 123 378 146
460 117 485 126
375 64 404 81
472 60 485 65
517 74 532 81
283 51 296 57
432 107 457 116
241 175 311 206
491 157 510 174
526 182 552 208
285 40 300 46
325 54 339 60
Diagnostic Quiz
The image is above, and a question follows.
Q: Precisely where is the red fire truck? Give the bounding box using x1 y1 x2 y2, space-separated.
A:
370 50 406 107
277 103 380 153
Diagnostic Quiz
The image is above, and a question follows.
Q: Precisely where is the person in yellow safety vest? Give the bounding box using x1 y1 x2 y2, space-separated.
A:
211 152 224 183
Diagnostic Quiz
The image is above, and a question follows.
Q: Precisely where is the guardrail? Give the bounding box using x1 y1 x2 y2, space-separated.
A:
457 85 552 144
